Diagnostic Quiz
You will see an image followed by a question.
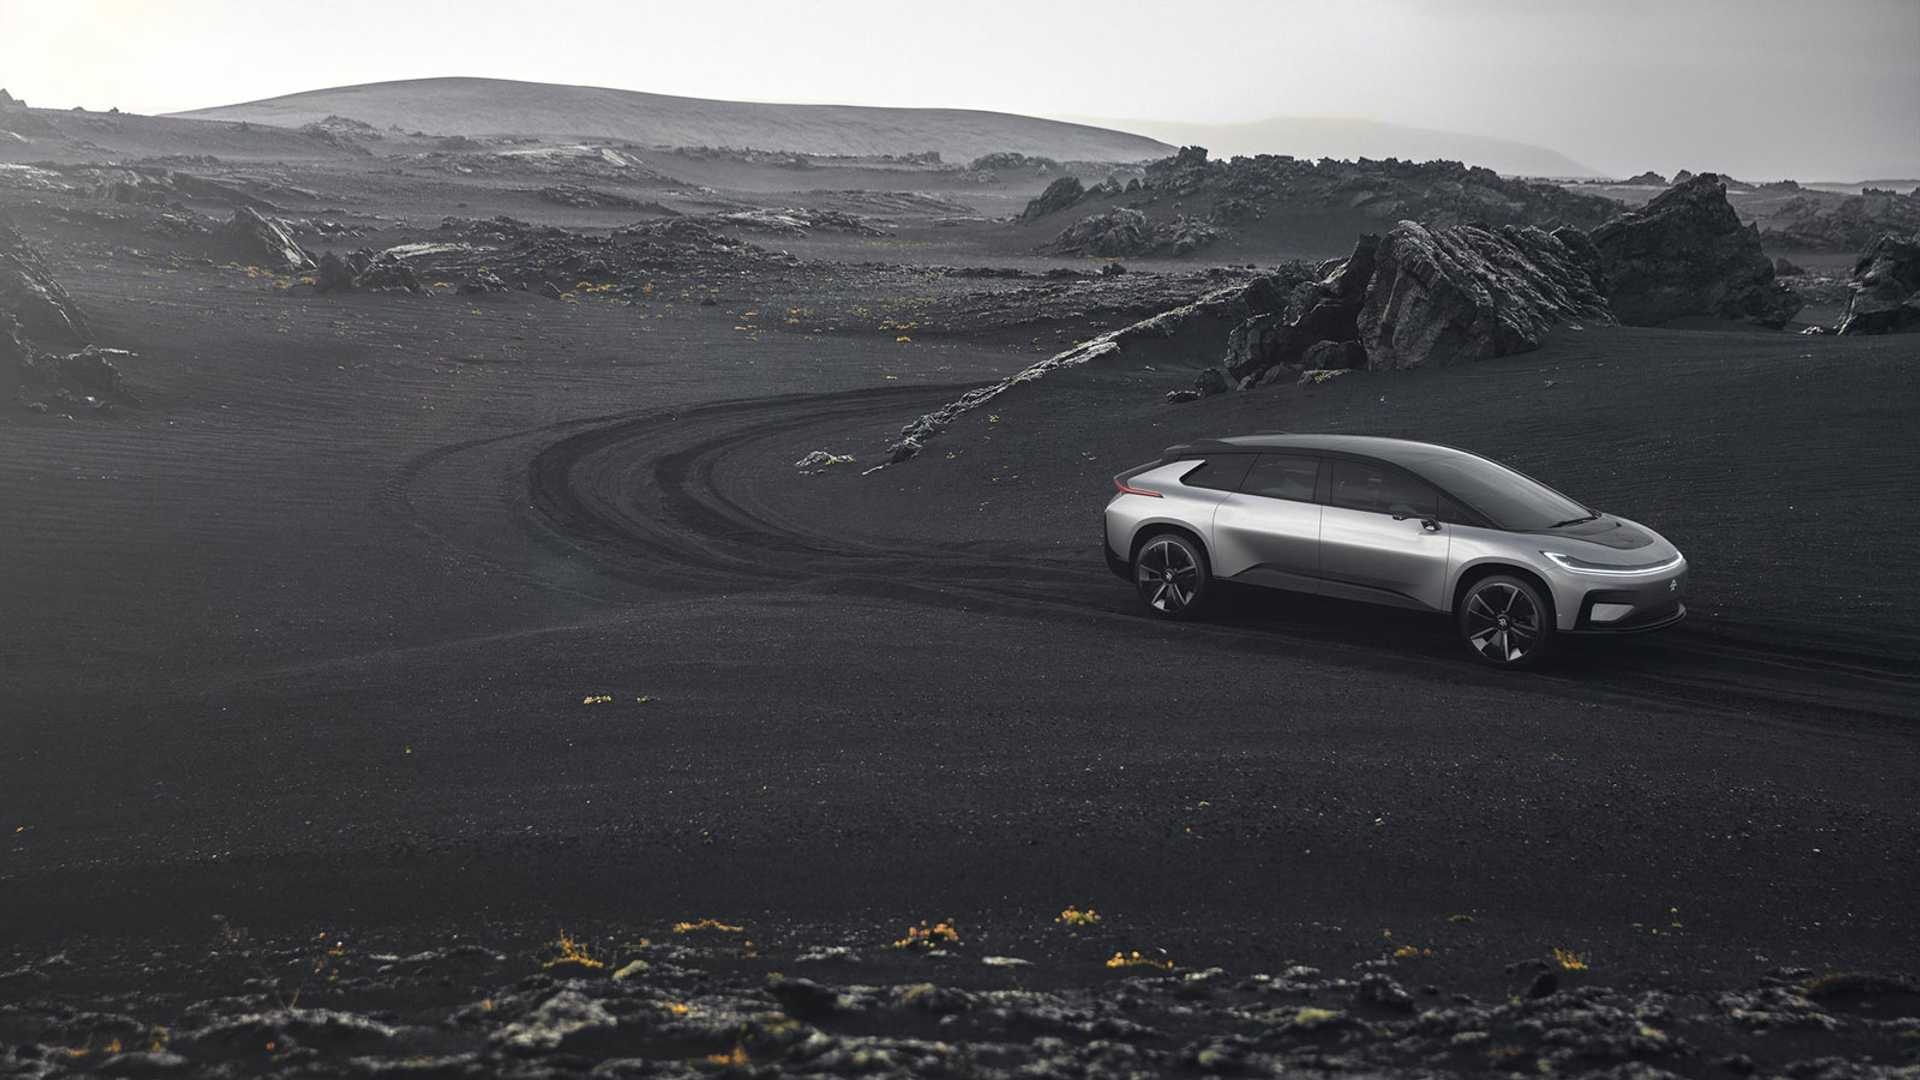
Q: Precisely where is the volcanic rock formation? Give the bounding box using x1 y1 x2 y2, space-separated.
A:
1588 173 1801 327
1836 233 1920 334
0 215 92 348
1040 208 1220 257
1213 221 1610 387
224 206 315 273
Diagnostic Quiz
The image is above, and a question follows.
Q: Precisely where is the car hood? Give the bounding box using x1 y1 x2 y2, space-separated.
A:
1528 514 1676 557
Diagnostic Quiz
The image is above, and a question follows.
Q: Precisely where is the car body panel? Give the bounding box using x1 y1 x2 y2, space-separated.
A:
1212 491 1322 581
1319 505 1452 611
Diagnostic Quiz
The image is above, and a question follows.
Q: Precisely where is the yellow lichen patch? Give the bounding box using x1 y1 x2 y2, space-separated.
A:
664 1001 692 1017
672 918 744 934
543 930 605 970
891 920 960 950
705 1044 749 1066
894 335 913 343
1056 906 1102 927
582 694 614 705
1392 944 1434 959
1552 947 1589 971
1105 950 1173 971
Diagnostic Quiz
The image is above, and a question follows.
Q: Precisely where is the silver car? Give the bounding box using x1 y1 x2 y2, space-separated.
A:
1103 435 1687 666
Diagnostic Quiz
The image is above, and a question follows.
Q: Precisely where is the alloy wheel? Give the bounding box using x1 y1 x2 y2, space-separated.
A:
1135 538 1201 615
1463 580 1543 665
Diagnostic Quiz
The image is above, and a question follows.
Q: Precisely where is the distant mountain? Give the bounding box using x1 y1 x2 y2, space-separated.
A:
172 77 1174 164
1078 115 1600 179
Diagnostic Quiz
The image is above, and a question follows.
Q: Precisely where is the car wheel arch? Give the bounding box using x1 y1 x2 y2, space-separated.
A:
1451 561 1557 625
1130 522 1212 568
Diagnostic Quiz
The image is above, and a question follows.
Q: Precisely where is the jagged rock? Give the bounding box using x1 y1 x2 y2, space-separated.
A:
1040 208 1220 257
458 270 508 294
1622 170 1669 186
1673 169 1696 184
538 280 565 300
223 206 313 273
314 250 356 293
1301 339 1363 370
1021 176 1086 220
1589 173 1801 327
1773 255 1806 277
493 990 616 1053
1836 233 1920 334
1165 387 1201 403
1759 188 1920 251
1360 221 1613 369
1 214 91 348
1193 367 1232 396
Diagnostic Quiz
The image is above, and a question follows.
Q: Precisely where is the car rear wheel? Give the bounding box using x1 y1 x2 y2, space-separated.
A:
1133 534 1210 619
1458 575 1553 667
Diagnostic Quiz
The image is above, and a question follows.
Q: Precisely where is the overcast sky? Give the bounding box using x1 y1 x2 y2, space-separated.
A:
2 0 1915 180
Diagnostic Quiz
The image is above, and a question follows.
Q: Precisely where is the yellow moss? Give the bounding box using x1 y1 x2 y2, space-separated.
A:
1393 944 1434 959
672 918 744 934
1105 950 1173 971
891 920 961 949
705 1044 749 1066
582 694 614 705
544 930 605 970
1552 947 1589 971
1056 906 1102 927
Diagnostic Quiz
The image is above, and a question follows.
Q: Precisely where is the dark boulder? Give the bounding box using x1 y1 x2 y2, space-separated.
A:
1773 255 1806 277
1359 221 1613 369
223 207 313 273
1021 176 1086 220
314 251 356 293
1836 233 1920 334
1224 234 1378 385
1589 173 1801 327
1 215 91 349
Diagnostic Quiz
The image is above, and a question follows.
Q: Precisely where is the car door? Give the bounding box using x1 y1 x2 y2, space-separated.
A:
1209 453 1324 588
1318 456 1452 610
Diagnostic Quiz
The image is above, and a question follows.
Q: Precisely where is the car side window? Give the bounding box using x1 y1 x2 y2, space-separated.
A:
1179 456 1253 491
1330 458 1439 518
1241 453 1320 502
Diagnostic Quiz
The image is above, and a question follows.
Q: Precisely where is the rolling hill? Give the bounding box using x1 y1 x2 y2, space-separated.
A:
1078 115 1600 178
172 77 1174 164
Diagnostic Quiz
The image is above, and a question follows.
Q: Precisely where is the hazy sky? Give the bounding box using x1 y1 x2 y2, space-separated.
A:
2 0 1915 179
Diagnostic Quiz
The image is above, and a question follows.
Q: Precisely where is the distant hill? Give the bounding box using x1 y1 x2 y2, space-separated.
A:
1079 115 1600 179
172 77 1174 164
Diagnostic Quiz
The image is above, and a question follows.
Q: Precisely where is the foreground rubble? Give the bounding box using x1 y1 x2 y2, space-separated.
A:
1 925 1913 1079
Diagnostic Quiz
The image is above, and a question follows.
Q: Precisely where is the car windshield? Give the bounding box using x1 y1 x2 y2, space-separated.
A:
1403 450 1591 531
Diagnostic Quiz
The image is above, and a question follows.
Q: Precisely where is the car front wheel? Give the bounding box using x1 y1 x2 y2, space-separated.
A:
1133 533 1210 619
1458 574 1553 667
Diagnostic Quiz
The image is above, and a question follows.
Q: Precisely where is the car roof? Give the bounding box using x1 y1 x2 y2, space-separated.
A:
1165 433 1489 471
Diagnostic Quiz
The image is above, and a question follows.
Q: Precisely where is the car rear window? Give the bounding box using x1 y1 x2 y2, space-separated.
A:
1178 456 1253 491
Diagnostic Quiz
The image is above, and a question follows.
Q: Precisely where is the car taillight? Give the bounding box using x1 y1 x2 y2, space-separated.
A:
1114 478 1162 498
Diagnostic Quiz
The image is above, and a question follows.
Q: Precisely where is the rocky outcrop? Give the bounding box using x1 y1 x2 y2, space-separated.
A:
1758 187 1920 252
1040 208 1219 257
1217 221 1609 386
1 215 91 349
1836 233 1920 334
1360 222 1612 369
223 206 314 273
1622 171 1668 186
1021 176 1086 220
3 313 135 416
1589 173 1801 327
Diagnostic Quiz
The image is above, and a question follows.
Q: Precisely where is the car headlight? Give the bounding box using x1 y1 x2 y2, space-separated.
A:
1541 550 1685 576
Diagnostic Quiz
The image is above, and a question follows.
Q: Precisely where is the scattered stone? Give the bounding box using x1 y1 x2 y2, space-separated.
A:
493 990 616 1054
1589 173 1802 327
1164 387 1202 403
793 449 855 469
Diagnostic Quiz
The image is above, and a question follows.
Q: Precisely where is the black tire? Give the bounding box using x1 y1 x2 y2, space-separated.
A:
1457 574 1555 668
1132 532 1211 619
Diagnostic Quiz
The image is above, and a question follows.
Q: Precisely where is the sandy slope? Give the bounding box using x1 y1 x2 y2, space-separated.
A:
173 77 1175 163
